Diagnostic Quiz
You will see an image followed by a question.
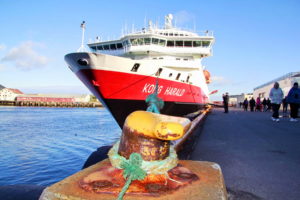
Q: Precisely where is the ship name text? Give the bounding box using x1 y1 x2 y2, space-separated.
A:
142 83 185 97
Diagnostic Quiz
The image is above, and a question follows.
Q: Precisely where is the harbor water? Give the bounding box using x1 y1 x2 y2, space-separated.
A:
0 106 120 186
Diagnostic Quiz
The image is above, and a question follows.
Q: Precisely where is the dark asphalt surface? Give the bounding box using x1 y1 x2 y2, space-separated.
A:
191 107 300 200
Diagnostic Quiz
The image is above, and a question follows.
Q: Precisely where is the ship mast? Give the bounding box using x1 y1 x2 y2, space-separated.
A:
77 21 86 52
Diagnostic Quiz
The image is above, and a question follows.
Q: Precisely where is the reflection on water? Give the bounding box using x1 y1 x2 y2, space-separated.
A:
0 106 120 186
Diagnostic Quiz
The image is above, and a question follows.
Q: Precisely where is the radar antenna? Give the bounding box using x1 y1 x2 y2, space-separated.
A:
165 14 173 29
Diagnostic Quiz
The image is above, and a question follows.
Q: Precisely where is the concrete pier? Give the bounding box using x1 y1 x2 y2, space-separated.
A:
190 107 300 200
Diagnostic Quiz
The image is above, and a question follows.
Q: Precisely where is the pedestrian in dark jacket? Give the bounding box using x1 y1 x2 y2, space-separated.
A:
282 97 288 113
262 98 267 111
287 82 300 122
249 97 256 112
223 93 229 113
243 98 249 111
265 98 271 112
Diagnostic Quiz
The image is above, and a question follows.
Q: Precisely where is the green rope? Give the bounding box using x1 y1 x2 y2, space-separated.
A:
146 78 164 114
108 141 178 175
117 153 146 200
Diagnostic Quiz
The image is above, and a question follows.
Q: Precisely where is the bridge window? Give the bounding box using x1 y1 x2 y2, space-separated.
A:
159 39 166 46
202 41 210 47
131 63 140 72
137 38 144 45
176 73 181 80
116 43 123 49
123 40 130 46
167 40 174 47
130 38 138 46
193 41 201 47
90 46 96 51
184 41 192 47
152 38 159 44
110 44 116 50
144 38 151 45
97 45 103 50
103 45 109 50
175 41 183 47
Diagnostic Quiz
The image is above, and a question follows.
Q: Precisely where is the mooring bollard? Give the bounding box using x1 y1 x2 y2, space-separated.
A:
40 110 227 200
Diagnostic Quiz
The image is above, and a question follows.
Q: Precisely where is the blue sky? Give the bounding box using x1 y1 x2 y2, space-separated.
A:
0 0 299 100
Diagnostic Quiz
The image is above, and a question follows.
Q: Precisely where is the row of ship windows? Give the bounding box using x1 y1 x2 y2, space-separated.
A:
157 32 189 37
131 64 190 82
90 38 210 51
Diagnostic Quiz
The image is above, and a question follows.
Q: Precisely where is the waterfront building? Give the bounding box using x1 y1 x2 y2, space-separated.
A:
253 72 300 99
229 93 253 107
16 94 93 103
0 88 23 101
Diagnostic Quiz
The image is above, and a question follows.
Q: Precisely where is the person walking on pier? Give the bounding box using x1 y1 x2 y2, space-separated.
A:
255 97 261 112
262 98 267 111
243 98 249 111
265 98 271 112
287 82 300 122
269 82 284 122
282 96 288 114
223 93 229 113
249 97 255 112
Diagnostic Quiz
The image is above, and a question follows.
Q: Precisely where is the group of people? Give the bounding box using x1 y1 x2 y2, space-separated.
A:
270 82 300 122
241 82 300 122
242 97 272 112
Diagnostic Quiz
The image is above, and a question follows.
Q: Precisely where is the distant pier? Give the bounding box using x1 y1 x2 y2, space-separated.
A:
0 100 102 107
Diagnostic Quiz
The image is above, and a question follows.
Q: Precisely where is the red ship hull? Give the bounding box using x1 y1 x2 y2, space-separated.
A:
76 69 208 127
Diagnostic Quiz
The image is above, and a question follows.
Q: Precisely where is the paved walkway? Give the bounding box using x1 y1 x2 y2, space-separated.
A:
191 107 300 200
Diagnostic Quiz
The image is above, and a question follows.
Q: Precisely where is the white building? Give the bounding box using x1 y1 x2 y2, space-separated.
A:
0 88 23 101
253 72 300 99
229 93 253 107
17 93 93 103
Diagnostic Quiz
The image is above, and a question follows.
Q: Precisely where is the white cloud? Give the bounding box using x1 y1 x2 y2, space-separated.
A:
173 10 195 27
1 41 49 71
0 44 6 51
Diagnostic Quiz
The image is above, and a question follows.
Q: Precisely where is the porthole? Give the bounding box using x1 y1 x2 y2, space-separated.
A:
155 68 163 76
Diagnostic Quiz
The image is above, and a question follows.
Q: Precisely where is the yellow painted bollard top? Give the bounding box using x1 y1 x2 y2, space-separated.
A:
125 110 191 141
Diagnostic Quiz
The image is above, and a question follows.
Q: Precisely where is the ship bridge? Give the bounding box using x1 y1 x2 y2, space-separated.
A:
88 14 214 59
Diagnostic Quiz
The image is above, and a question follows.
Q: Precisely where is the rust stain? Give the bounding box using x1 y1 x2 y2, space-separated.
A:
118 126 170 161
78 162 199 196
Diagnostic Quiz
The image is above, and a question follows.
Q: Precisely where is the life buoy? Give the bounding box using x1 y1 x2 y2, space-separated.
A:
203 70 211 84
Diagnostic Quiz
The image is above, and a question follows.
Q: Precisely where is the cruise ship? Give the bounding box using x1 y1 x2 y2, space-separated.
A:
65 14 215 127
